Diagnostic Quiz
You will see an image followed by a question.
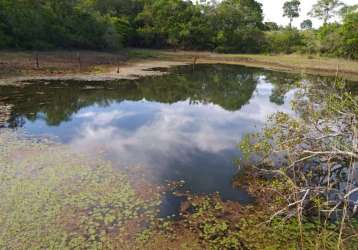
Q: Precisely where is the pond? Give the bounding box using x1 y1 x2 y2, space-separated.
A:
0 64 320 213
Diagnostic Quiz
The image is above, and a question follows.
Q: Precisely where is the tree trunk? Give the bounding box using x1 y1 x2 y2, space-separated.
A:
35 52 39 69
77 52 81 71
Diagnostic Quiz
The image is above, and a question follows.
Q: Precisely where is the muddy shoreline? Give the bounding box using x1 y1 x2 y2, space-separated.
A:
1 50 358 85
0 60 189 86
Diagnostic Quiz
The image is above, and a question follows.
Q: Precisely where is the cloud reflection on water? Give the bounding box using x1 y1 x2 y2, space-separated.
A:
0 64 301 201
67 81 296 200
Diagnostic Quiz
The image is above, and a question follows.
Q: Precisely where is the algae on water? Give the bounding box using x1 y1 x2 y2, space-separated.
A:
0 130 160 249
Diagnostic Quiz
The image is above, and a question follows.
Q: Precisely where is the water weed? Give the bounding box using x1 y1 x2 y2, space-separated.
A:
0 130 160 249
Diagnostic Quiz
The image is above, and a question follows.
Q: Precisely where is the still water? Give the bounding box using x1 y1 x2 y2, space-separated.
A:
0 64 305 208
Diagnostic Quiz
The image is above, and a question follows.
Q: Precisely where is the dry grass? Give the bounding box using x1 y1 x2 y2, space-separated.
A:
158 50 358 81
0 50 128 77
0 49 357 84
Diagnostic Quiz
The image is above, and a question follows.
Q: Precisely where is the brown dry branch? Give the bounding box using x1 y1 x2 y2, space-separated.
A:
239 79 358 249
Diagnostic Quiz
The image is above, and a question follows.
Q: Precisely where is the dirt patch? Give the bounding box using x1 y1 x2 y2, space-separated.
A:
0 57 189 86
1 50 357 85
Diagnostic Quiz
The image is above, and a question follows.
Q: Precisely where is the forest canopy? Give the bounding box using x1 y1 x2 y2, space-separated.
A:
0 0 357 58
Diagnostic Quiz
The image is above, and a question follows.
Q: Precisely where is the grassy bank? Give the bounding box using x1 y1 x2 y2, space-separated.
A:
158 51 358 81
1 49 358 84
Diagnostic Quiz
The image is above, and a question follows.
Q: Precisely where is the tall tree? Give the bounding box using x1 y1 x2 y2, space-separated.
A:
340 12 358 59
300 19 313 29
136 0 212 49
283 0 301 28
339 4 358 19
308 0 343 24
212 0 265 52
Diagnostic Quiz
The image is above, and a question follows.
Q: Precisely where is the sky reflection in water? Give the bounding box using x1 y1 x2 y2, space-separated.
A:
1 64 300 203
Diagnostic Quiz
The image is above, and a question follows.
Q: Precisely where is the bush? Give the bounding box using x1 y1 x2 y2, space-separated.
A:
239 80 358 249
340 12 358 59
316 23 343 56
300 30 319 54
102 16 131 50
264 28 304 54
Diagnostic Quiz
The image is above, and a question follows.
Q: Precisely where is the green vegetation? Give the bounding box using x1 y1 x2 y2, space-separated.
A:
0 0 357 58
0 1 357 249
238 80 358 249
308 0 344 24
131 180 358 249
300 19 313 30
264 28 304 54
283 0 301 28
0 65 357 249
0 130 161 249
174 194 358 249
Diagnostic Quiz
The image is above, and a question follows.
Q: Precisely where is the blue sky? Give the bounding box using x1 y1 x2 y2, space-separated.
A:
257 0 357 28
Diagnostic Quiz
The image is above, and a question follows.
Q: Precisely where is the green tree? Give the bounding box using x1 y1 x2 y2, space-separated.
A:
135 0 265 52
339 4 358 19
264 22 280 31
136 0 212 49
300 19 313 29
309 0 343 24
340 12 358 59
316 23 342 56
300 29 319 54
264 28 304 54
211 0 265 53
0 0 139 49
283 0 301 28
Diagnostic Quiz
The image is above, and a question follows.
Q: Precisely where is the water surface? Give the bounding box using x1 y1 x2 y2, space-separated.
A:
1 64 305 207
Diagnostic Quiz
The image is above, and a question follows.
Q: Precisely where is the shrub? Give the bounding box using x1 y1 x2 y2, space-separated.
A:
340 12 358 59
264 28 304 54
316 23 343 56
239 80 358 249
300 30 319 54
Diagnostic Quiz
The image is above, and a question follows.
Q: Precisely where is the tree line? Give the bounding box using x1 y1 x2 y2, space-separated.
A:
0 0 357 58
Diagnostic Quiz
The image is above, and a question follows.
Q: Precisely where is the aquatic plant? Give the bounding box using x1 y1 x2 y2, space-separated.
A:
0 130 161 249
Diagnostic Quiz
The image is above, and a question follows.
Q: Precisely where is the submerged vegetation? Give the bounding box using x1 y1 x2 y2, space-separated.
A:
0 131 162 249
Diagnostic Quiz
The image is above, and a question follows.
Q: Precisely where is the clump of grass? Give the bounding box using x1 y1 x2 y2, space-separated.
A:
0 130 161 249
